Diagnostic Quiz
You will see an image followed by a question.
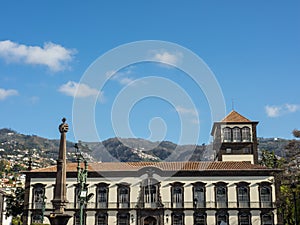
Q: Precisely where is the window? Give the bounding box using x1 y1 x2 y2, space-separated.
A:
239 213 251 225
242 127 251 142
96 213 107 225
118 213 129 225
143 178 160 208
194 212 206 225
172 213 184 225
223 127 231 142
215 183 228 208
171 182 184 208
233 127 241 142
259 182 272 208
74 214 80 225
117 184 130 208
145 183 157 204
32 213 43 224
237 184 250 208
216 211 228 225
193 182 206 208
74 213 86 225
260 186 272 208
261 213 273 225
32 184 46 209
243 148 250 154
96 183 109 208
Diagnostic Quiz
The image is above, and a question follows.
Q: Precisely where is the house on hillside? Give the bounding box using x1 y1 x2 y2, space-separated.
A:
0 189 12 225
23 111 282 225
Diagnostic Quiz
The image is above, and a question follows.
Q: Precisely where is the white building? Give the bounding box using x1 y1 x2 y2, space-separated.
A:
0 189 12 225
23 111 281 225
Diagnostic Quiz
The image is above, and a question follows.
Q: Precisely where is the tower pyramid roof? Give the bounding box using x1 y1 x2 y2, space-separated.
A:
221 110 251 123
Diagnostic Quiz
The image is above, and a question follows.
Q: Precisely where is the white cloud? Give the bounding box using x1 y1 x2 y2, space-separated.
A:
152 50 182 65
0 40 76 72
58 81 103 100
285 103 300 113
265 105 281 117
175 106 199 125
119 77 134 85
0 88 18 100
265 104 300 117
191 118 200 125
175 106 198 117
107 66 136 86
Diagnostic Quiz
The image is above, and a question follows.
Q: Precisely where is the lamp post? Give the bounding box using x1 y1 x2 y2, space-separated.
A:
74 143 94 225
291 182 298 225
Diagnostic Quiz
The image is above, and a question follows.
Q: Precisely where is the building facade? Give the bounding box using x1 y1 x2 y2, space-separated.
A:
23 111 281 225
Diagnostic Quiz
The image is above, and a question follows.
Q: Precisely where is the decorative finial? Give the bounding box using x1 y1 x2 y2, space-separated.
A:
232 98 235 111
59 118 69 133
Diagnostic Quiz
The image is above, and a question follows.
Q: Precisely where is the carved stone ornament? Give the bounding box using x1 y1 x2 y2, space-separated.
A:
59 118 69 133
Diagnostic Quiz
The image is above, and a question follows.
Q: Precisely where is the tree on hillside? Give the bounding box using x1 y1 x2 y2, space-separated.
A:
278 129 300 225
260 149 284 168
5 187 25 222
260 129 300 225
285 129 300 160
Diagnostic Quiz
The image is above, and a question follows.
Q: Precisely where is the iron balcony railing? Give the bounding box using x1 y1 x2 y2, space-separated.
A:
29 201 275 210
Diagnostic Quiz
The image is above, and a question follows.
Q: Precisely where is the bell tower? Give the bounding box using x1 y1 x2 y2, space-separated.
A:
211 110 259 164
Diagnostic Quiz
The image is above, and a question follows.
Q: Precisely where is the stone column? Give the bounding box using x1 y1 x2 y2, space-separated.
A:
46 118 71 225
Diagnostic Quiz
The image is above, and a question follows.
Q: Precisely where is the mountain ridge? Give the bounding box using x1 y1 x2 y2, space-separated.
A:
0 128 292 170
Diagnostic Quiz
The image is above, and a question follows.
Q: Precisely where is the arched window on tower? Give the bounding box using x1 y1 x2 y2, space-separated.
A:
242 127 251 142
233 127 241 142
222 127 232 142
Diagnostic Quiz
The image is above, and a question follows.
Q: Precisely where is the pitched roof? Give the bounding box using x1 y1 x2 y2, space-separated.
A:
29 161 269 173
221 110 251 123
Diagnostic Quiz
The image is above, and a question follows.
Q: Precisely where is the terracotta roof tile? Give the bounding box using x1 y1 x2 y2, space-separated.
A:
222 110 251 123
29 161 268 173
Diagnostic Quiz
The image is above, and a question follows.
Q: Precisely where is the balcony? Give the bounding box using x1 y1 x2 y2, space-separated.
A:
29 201 275 210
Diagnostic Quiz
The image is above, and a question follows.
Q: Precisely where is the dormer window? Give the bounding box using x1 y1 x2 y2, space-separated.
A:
233 127 241 142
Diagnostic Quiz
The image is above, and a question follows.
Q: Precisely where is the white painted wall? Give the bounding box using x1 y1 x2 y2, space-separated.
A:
222 154 254 164
28 174 277 225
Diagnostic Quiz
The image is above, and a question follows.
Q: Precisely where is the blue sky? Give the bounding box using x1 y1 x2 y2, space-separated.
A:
0 1 299 145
